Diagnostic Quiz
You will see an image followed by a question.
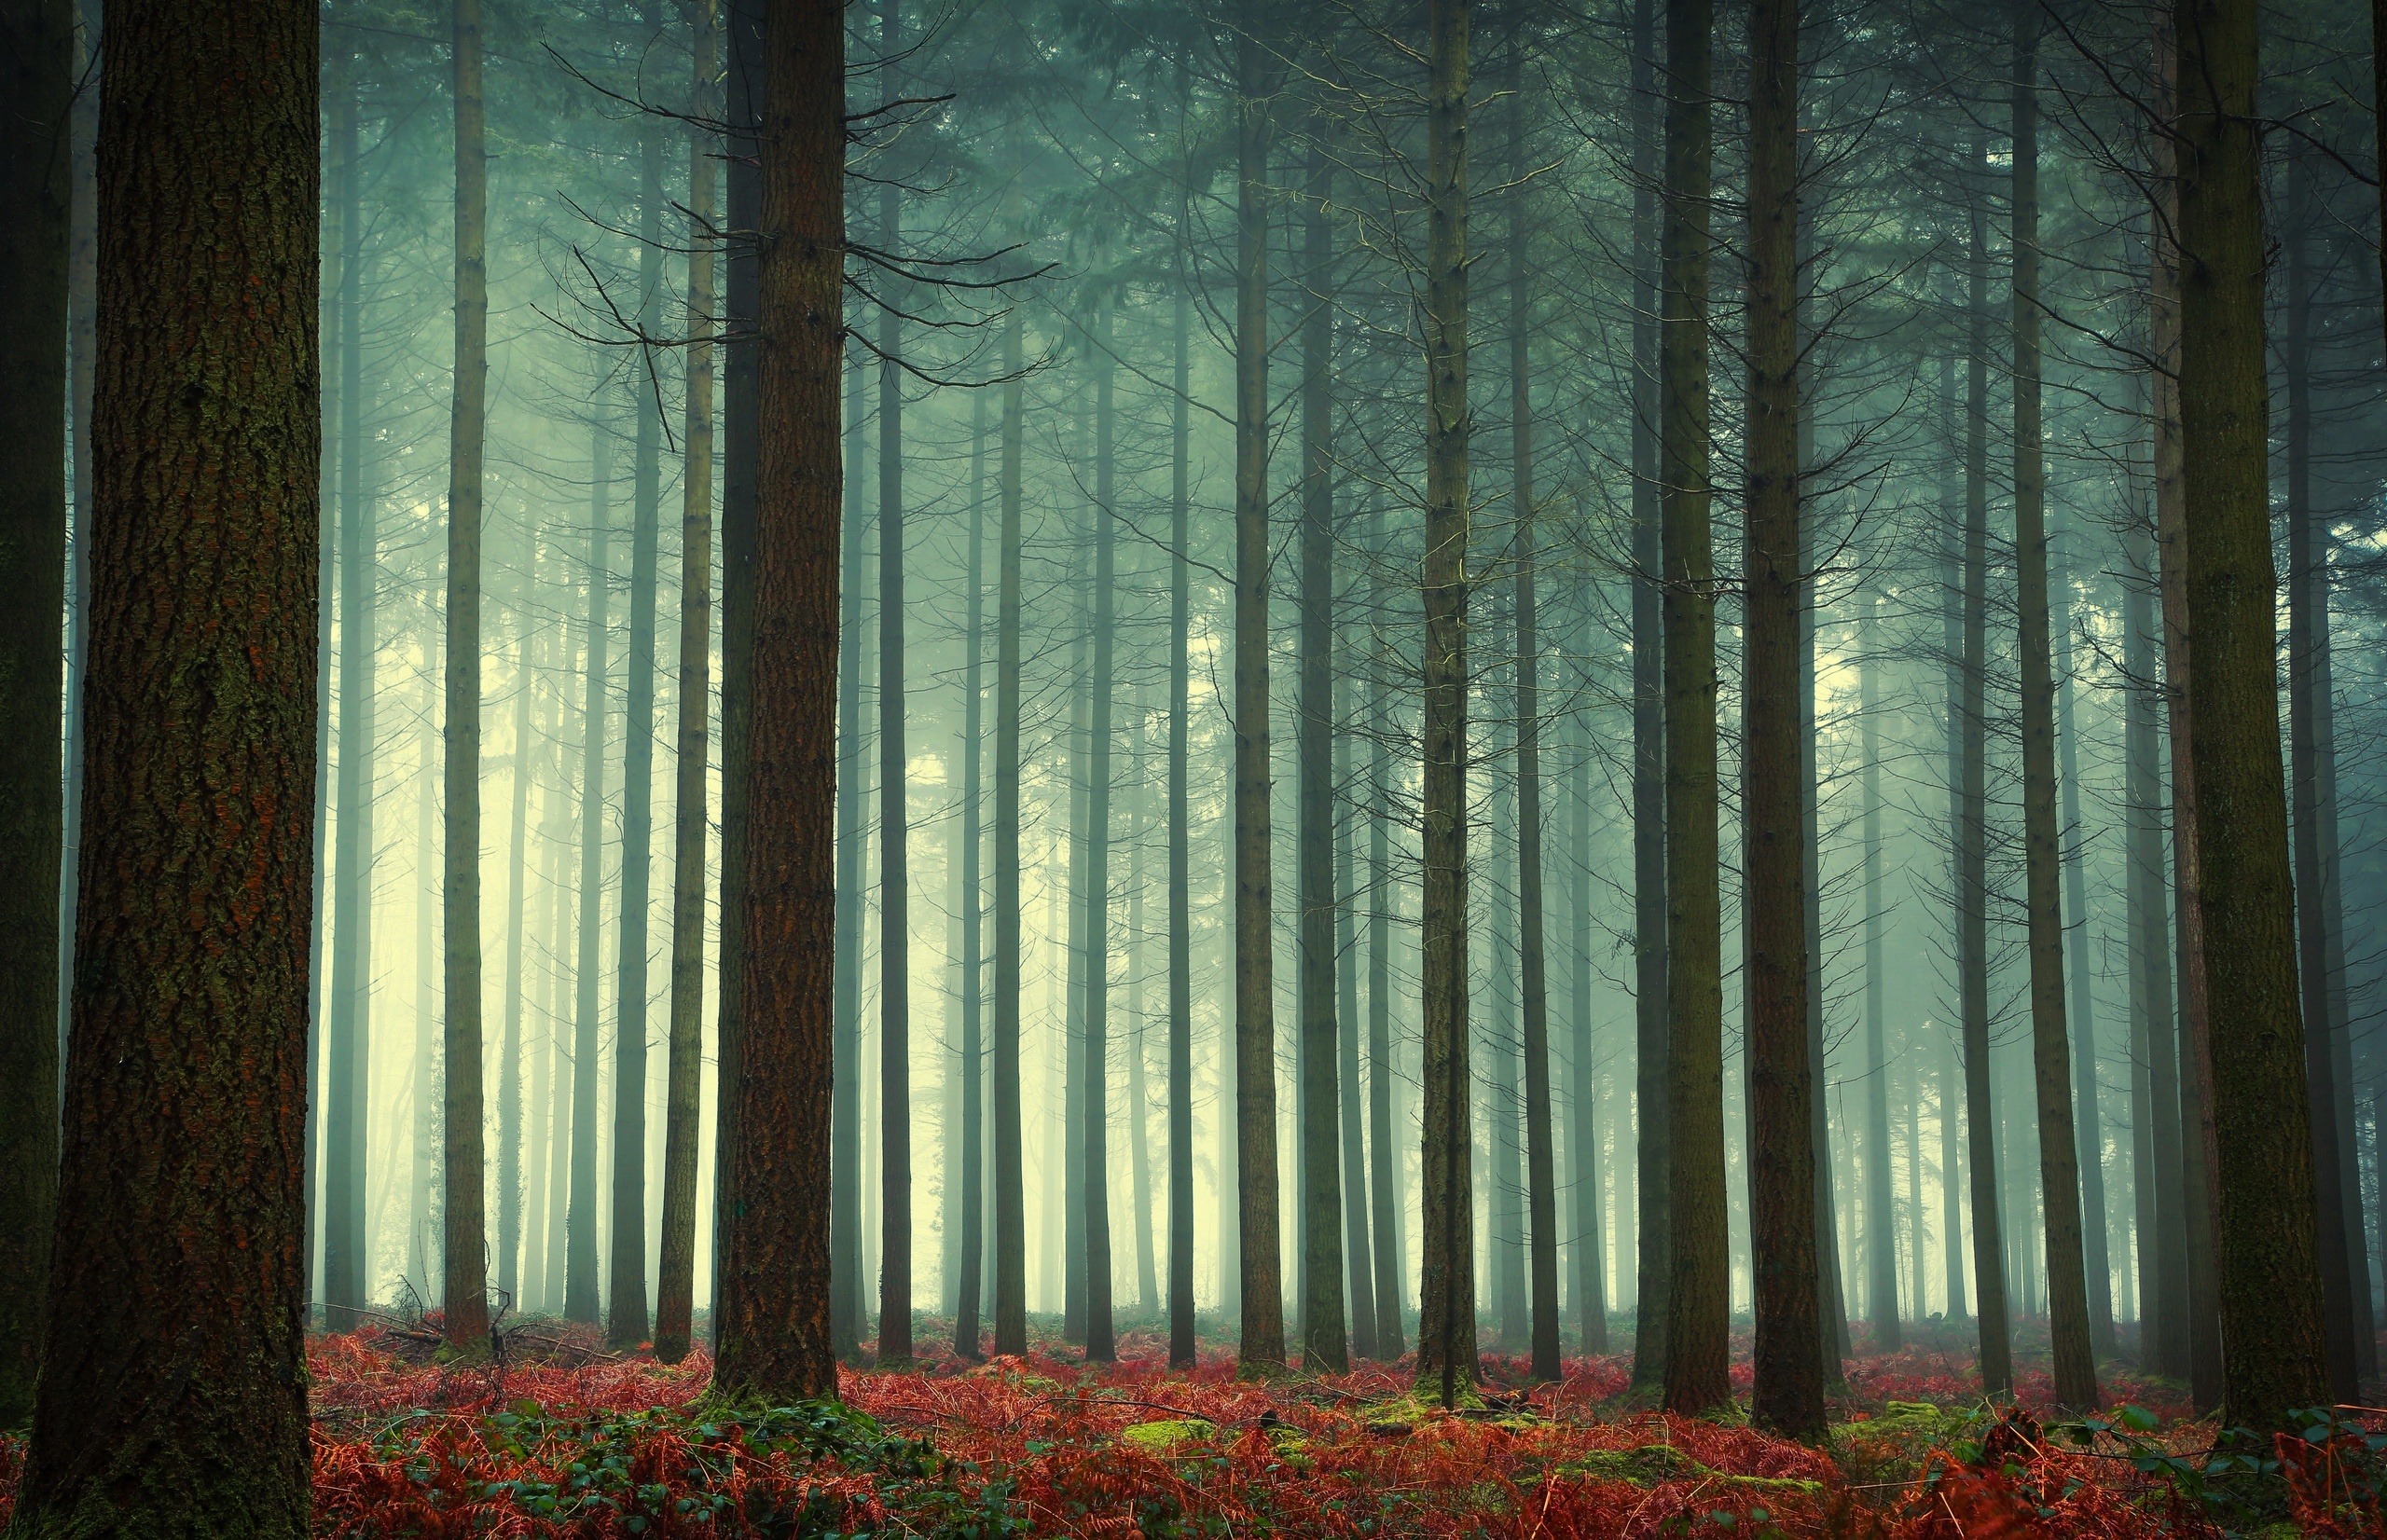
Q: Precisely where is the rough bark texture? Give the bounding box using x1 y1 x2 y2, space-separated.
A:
655 0 720 1366
2172 0 2330 1432
1659 0 1728 1421
1415 0 1477 1402
443 0 491 1357
1743 0 1823 1438
711 0 843 1407
2008 26 2097 1409
0 0 72 1430
17 0 319 1524
1232 0 1286 1377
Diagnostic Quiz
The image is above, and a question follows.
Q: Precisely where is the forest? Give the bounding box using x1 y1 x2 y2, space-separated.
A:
1 0 2384 1533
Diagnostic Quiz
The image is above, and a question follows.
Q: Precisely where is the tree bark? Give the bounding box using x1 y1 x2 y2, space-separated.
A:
1232 0 1287 1376
1860 602 1898 1351
1416 0 1477 1403
566 422 613 1327
18 0 317 1520
1659 0 1728 1421
1936 354 1966 1327
1744 0 1823 1437
2055 566 2114 1357
2009 22 2097 1409
831 349 868 1362
0 0 71 1427
655 0 720 1365
711 0 844 1406
954 391 987 1358
1570 643 1607 1355
499 626 531 1303
1082 277 1119 1365
1167 286 1197 1367
991 251 1029 1359
443 0 491 1357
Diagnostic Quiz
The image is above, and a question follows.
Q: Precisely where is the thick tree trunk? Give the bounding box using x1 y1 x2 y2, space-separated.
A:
566 424 614 1326
608 114 666 1354
1082 280 1119 1365
2173 0 2329 1431
0 0 71 1428
1297 131 1347 1373
711 0 844 1406
1960 160 2011 1393
1167 287 1197 1367
2009 27 2098 1409
1626 0 1669 1390
1416 0 1477 1403
443 0 491 1356
1658 0 1728 1420
1233 0 1286 1376
655 0 720 1365
17 0 318 1520
991 275 1029 1358
1744 0 1823 1437
1860 606 1898 1351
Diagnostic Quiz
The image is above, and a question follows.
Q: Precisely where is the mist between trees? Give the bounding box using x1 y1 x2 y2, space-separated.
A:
2 0 2383 1519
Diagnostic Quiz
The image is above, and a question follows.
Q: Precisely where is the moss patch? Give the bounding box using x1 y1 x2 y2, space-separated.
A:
1121 1419 1209 1453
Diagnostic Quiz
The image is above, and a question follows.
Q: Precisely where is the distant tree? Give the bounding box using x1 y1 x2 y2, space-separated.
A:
16 0 318 1524
0 0 71 1432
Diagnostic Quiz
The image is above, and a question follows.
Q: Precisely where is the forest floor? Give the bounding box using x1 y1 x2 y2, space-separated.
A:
1 1314 2377 1536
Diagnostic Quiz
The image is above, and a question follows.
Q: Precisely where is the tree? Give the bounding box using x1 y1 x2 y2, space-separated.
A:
1859 601 1897 1352
711 0 844 1406
2172 0 2329 1433
990 230 1029 1360
565 419 614 1327
2008 11 2095 1409
1415 0 1476 1404
1742 0 1824 1438
0 0 71 1429
443 0 492 1358
655 0 721 1366
16 0 317 1523
953 393 988 1360
1082 274 1119 1364
1659 0 1729 1420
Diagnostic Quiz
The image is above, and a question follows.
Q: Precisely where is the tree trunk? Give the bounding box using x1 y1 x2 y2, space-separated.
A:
954 391 987 1358
1167 287 1197 1367
1626 0 1668 1391
1131 754 1161 1314
2284 146 2358 1404
1334 680 1376 1357
1416 0 1476 1403
874 0 913 1365
1860 603 1898 1352
443 0 491 1356
1744 0 1823 1437
1960 155 2011 1394
499 626 532 1303
607 112 666 1354
2173 0 2329 1430
655 0 720 1365
830 349 868 1362
1570 649 1608 1355
1082 278 1119 1365
1367 631 1404 1357
1232 0 1286 1377
1658 0 1728 1420
1936 354 1966 1327
17 0 317 1518
2056 565 2114 1358
711 0 844 1405
2009 24 2098 1409
0 0 71 1427
991 260 1029 1358
566 423 613 1326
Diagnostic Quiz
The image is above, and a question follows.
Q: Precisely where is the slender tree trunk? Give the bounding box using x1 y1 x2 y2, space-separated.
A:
1659 0 1728 1420
955 392 987 1358
606 114 666 1354
874 2 914 1363
1627 0 1669 1390
655 0 720 1364
710 0 844 1405
991 268 1029 1358
1860 603 1898 1352
1744 0 1823 1437
17 0 317 1518
1334 679 1375 1357
1570 639 1607 1355
1367 622 1404 1356
1082 278 1119 1365
2284 148 2357 1403
1063 497 1090 1343
1131 753 1162 1314
830 351 868 1362
2173 0 2329 1430
1936 353 1967 1327
1960 155 2011 1393
1416 0 1477 1403
2056 567 2114 1357
566 424 614 1326
442 0 491 1356
711 0 762 1341
1167 287 1197 1367
1232 0 1286 1376
0 0 71 1427
2009 24 2097 1409
500 626 532 1303
320 49 375 1336
1297 129 1348 1375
